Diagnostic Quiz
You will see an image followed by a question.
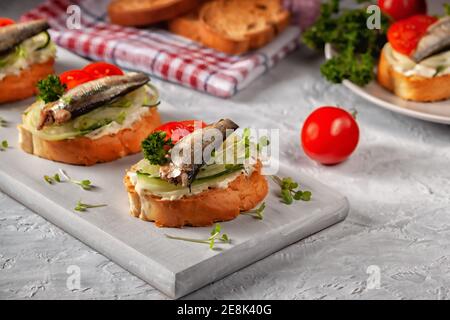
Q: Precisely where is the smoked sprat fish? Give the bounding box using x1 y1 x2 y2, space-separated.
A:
0 19 50 56
38 72 149 129
160 119 239 187
412 16 450 63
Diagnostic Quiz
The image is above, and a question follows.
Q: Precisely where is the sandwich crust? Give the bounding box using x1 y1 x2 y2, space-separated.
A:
108 0 202 26
0 59 54 104
18 107 161 166
124 161 269 227
377 47 450 102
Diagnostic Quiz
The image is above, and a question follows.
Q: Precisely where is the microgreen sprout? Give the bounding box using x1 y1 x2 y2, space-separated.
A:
74 200 107 212
271 176 312 205
0 117 7 127
59 169 92 190
43 173 61 185
165 223 230 250
0 140 8 151
242 202 266 220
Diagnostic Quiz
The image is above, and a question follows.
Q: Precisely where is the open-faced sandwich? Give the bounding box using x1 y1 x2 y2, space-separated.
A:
124 119 269 227
18 62 161 165
378 15 450 102
0 18 55 104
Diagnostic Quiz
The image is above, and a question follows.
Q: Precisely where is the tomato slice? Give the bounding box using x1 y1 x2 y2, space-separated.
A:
378 0 427 21
388 15 438 56
154 120 207 144
60 70 94 90
83 62 124 79
0 18 15 27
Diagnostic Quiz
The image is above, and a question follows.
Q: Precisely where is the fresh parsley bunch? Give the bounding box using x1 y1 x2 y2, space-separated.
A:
303 0 390 86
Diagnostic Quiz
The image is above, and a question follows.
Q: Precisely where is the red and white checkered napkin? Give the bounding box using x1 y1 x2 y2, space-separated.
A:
22 0 300 98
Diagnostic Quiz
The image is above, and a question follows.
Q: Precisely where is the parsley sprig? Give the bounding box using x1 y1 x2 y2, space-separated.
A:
165 223 230 250
0 140 8 151
74 200 107 212
141 131 174 165
242 202 266 220
303 0 390 86
37 75 66 103
271 176 312 204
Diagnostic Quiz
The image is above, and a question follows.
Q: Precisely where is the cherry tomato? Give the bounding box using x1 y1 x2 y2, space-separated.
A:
387 15 438 56
0 18 15 27
59 70 94 90
154 120 207 144
378 0 427 21
83 62 124 79
301 107 359 165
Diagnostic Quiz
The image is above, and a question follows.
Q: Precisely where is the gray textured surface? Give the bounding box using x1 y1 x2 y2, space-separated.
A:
1 0 450 300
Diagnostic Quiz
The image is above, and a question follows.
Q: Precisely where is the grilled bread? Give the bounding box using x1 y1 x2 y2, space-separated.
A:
0 59 54 104
108 0 202 26
169 0 290 54
378 46 450 102
124 161 268 227
19 107 161 166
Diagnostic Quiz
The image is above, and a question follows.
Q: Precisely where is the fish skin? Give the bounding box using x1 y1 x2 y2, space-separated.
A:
37 72 149 130
160 119 239 188
0 19 50 56
412 16 450 63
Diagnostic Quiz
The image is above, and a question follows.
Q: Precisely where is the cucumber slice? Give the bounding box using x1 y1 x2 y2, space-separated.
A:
35 31 51 51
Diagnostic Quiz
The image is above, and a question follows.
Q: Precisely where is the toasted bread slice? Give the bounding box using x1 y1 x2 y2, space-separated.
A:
0 59 54 104
377 46 450 102
169 0 290 55
124 161 268 227
108 0 202 26
18 107 161 166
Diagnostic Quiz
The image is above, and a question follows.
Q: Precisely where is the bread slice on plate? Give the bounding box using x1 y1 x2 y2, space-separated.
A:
0 59 54 104
108 0 202 26
377 46 450 102
19 107 161 166
169 0 290 55
124 161 268 227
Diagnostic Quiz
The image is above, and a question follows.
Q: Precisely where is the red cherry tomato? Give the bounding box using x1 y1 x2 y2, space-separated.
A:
0 18 15 27
378 0 427 21
59 70 94 90
83 62 124 79
387 15 438 56
154 120 207 144
301 107 359 165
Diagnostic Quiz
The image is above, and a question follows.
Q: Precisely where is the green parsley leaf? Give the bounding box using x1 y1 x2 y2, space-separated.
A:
37 75 67 103
141 131 174 165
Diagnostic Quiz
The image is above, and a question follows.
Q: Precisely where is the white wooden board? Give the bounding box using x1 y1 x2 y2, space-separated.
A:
0 49 349 298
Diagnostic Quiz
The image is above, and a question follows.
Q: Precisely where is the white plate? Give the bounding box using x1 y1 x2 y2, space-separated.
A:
324 44 450 124
0 48 349 298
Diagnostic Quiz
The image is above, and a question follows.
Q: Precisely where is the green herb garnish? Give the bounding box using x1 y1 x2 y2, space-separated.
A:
141 131 173 165
59 169 92 190
74 200 107 212
165 223 230 250
37 74 66 103
303 0 390 86
271 176 312 204
0 117 7 127
445 3 450 16
242 202 266 220
0 140 8 151
43 173 61 185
